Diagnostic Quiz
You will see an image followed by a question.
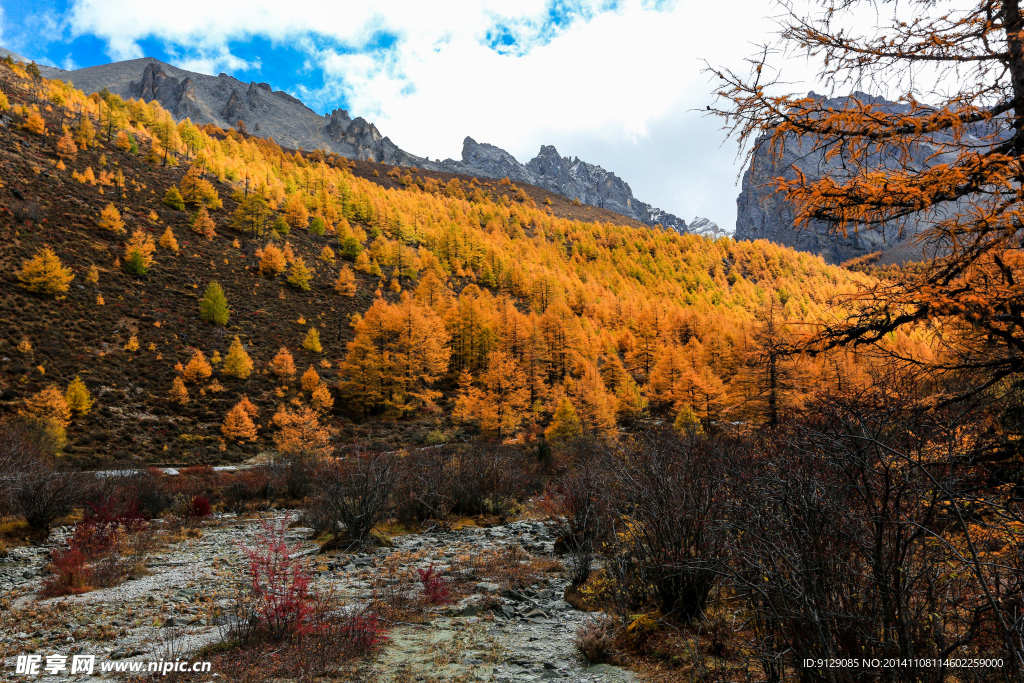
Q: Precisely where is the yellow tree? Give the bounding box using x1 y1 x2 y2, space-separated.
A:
124 230 156 276
341 294 450 415
223 336 253 379
284 192 309 231
191 205 216 239
222 401 258 442
303 328 322 353
16 247 75 295
170 376 190 404
98 203 125 233
65 376 94 416
455 350 531 437
183 349 213 383
272 405 331 459
334 266 357 296
259 243 286 277
272 347 297 379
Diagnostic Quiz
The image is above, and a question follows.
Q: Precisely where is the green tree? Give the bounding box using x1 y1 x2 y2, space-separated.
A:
199 282 230 325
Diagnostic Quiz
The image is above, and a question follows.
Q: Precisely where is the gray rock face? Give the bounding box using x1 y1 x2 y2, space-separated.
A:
440 137 700 234
36 56 432 168
735 91 996 263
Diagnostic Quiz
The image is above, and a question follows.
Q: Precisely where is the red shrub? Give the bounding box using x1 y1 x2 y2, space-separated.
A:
339 611 389 652
240 517 315 641
417 564 451 605
189 495 212 518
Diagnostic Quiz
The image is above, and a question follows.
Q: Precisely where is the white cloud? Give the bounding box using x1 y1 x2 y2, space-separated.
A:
64 0 845 229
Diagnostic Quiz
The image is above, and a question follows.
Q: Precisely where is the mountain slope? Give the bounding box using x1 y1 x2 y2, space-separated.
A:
10 48 709 237
0 62 878 466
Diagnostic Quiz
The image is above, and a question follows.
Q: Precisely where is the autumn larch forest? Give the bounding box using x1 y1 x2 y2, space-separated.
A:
2 0 1024 680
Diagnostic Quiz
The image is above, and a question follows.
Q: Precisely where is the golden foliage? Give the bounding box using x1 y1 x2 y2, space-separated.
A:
301 366 320 392
159 226 179 252
310 384 334 413
223 336 253 379
272 405 330 459
16 247 74 295
222 401 258 442
287 257 313 291
97 203 125 233
183 349 213 383
65 376 93 417
169 376 190 405
272 347 296 378
302 327 322 353
334 266 357 296
259 243 285 277
191 205 216 239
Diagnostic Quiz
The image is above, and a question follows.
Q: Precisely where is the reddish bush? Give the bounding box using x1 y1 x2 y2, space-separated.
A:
237 517 315 641
417 564 451 605
339 611 389 652
189 494 212 518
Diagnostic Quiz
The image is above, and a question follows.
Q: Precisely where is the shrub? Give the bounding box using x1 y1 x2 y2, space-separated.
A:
417 565 451 605
199 282 230 325
449 443 533 517
189 494 212 519
237 517 315 641
16 247 75 295
13 459 84 531
307 452 398 548
574 616 617 663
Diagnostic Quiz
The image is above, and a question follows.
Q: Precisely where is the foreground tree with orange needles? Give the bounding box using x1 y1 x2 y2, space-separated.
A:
711 0 1024 400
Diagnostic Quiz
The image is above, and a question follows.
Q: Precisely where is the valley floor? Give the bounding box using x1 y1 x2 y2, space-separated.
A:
0 511 635 682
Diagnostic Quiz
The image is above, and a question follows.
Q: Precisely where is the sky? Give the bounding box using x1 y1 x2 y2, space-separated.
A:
0 0 885 230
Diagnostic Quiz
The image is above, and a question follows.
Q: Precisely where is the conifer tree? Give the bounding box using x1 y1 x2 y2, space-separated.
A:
23 112 45 135
183 350 213 383
124 229 156 276
98 203 126 233
272 347 297 378
284 193 309 231
272 405 330 459
287 257 313 291
222 401 258 442
311 384 334 413
545 397 582 443
85 265 99 285
301 366 320 392
259 243 286 277
16 247 75 295
65 376 93 416
192 205 216 239
199 282 230 325
237 395 259 418
674 405 704 435
159 226 179 252
76 115 95 149
162 186 186 210
223 336 253 379
319 246 335 263
302 327 322 353
55 130 78 157
334 266 357 296
20 386 71 449
170 376 190 404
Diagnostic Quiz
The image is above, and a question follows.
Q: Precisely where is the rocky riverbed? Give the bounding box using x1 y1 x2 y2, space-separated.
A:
0 513 635 682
